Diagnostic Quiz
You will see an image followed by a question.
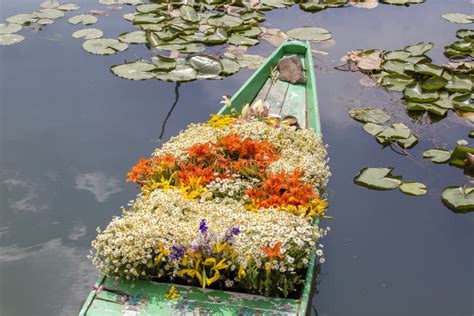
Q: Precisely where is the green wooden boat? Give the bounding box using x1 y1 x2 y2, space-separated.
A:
80 40 321 316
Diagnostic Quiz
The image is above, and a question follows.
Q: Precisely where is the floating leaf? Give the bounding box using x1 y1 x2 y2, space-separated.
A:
384 50 411 60
423 148 451 163
37 18 55 25
404 42 434 56
82 38 128 55
34 8 65 19
155 65 197 82
136 3 164 13
469 131 474 138
380 0 425 5
441 186 474 212
287 27 331 42
221 58 240 76
151 55 177 71
72 28 103 40
414 63 444 76
404 101 448 116
0 23 22 35
452 94 473 112
399 182 427 196
354 167 402 190
261 28 288 46
344 49 382 71
456 29 474 39
382 59 414 74
111 60 157 80
349 0 379 9
7 14 38 25
228 34 259 46
445 75 472 93
420 76 448 91
403 84 439 103
69 14 98 26
0 34 25 46
118 31 146 44
441 13 474 24
123 0 143 4
180 6 199 23
40 1 59 9
207 15 243 28
381 73 415 88
58 3 80 11
238 54 266 69
189 55 223 75
349 108 390 124
123 13 136 22
449 146 474 168
376 122 411 140
362 123 385 136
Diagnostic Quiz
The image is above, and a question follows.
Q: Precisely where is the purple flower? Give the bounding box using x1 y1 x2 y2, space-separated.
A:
231 227 240 236
169 245 186 260
199 219 208 234
224 227 241 242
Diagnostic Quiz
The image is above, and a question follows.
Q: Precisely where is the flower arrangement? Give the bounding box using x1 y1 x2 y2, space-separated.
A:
90 101 331 298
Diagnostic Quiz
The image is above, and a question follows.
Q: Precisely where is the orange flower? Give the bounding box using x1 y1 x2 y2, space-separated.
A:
127 158 153 183
261 242 284 260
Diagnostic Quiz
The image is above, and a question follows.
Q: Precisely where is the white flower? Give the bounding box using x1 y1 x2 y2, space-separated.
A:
319 258 325 264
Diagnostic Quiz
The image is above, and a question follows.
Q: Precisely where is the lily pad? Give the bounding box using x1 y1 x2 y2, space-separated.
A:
399 182 427 196
354 167 402 190
287 27 331 42
376 122 411 140
414 63 444 77
449 146 474 168
423 148 451 163
82 38 128 55
441 186 474 212
58 3 80 11
404 42 434 56
456 29 474 39
362 123 385 136
118 31 146 44
238 54 266 69
69 14 98 26
40 1 60 9
349 108 391 124
180 6 199 23
380 0 425 5
37 18 55 25
403 84 439 103
72 28 103 40
228 34 259 46
420 76 448 91
207 15 243 28
189 55 222 75
384 50 411 60
34 8 65 19
221 59 240 76
0 34 25 46
441 13 474 24
155 65 197 82
0 23 22 35
151 55 177 71
6 14 38 25
382 59 414 74
445 75 472 93
381 73 415 88
111 60 157 80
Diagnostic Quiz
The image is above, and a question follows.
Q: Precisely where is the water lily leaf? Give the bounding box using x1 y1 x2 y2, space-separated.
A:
136 3 164 13
36 18 55 25
41 1 59 9
34 8 64 19
446 75 472 93
451 40 472 52
349 0 378 9
69 14 98 26
397 134 418 148
238 54 266 69
380 0 425 5
221 58 240 76
362 123 385 136
452 94 473 112
123 13 137 22
6 14 38 25
404 101 448 116
260 28 288 46
441 186 474 212
189 55 222 75
151 55 177 71
457 29 474 39
414 63 444 76
82 38 128 55
207 15 243 28
404 42 434 56
403 84 439 103
349 108 390 124
204 28 228 44
355 49 382 70
228 34 259 46
441 13 474 24
423 148 451 163
376 122 411 140
399 182 427 196
72 28 103 40
123 0 143 4
262 0 294 8
0 34 25 46
180 44 205 53
354 167 402 190
299 1 327 12
240 11 266 22
421 76 448 91
58 3 80 11
118 31 147 44
239 26 263 38
449 146 474 168
381 73 415 88
0 23 22 35
384 50 411 60
111 60 157 80
469 131 474 138
180 6 199 23
134 14 166 25
382 60 414 74
155 65 197 82
287 27 331 42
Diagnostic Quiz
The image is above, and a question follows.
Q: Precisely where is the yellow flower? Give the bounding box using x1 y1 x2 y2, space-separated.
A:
238 266 246 279
164 286 180 300
154 242 170 265
144 175 176 195
214 243 230 254
207 114 234 129
179 256 203 287
179 177 208 199
202 257 228 286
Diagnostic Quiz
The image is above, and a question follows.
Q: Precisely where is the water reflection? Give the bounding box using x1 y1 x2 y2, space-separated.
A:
75 172 122 202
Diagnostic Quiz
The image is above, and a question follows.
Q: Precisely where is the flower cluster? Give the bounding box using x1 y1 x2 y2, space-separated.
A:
91 103 331 297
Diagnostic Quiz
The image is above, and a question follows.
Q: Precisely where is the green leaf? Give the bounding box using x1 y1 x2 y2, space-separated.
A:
420 76 448 91
180 6 199 23
377 122 411 140
72 28 103 40
446 75 472 93
151 55 177 71
110 60 157 80
136 3 163 13
82 38 128 55
189 55 222 75
382 60 413 74
381 73 415 87
68 14 97 26
380 0 425 5
155 65 197 82
362 123 385 136
57 3 80 11
423 148 451 163
399 182 427 196
469 131 474 138
220 58 240 76
403 84 439 103
413 63 444 76
354 167 402 190
227 34 259 46
238 54 266 69
0 23 22 35
6 14 38 25
118 31 147 44
449 146 474 168
452 94 473 112
384 50 411 60
441 186 474 213
34 8 64 19
456 29 474 39
287 27 332 42
451 40 472 52
349 108 391 124
207 15 243 28
441 13 474 24
404 42 434 56
0 34 25 46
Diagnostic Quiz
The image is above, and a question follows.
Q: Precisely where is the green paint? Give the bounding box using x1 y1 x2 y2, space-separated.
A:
81 40 322 316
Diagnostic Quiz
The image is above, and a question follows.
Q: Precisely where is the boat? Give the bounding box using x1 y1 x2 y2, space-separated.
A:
80 40 322 316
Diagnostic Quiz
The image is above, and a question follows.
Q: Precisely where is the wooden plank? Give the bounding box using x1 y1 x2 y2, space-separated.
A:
265 80 289 116
281 83 306 129
252 77 273 105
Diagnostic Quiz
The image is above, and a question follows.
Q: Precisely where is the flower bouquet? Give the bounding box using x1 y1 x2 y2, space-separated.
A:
90 101 331 298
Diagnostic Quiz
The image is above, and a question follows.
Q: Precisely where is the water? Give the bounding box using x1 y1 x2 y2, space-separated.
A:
1 0 473 315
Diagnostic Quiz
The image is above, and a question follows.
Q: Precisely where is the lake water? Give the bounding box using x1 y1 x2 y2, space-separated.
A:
1 0 473 315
